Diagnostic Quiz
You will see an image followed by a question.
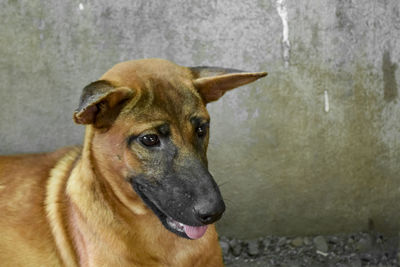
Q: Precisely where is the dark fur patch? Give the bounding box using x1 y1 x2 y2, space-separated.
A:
76 80 114 114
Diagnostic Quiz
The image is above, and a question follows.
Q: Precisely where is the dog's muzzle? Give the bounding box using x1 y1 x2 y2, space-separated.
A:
131 170 225 240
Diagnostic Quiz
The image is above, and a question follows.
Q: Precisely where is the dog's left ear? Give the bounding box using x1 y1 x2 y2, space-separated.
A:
190 66 267 103
73 80 133 127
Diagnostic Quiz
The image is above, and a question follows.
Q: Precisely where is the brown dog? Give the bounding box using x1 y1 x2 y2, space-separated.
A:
0 59 266 266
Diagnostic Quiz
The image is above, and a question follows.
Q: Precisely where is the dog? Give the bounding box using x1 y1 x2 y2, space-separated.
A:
0 58 266 266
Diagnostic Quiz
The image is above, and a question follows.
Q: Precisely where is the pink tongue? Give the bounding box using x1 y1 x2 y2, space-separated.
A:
183 224 208 239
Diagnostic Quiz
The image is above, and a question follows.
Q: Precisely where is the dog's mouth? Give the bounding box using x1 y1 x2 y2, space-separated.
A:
166 217 208 239
132 182 208 240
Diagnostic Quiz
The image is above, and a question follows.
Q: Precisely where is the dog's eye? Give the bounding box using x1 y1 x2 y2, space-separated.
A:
196 124 208 138
140 134 160 147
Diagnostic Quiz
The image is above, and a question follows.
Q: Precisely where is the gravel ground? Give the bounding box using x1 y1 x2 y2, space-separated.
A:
220 232 399 267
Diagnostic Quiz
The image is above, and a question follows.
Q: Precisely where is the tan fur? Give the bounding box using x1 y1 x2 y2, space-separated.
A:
46 147 81 267
0 59 266 266
0 145 222 267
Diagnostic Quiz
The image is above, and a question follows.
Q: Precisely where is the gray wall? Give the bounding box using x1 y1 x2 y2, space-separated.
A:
1 0 399 239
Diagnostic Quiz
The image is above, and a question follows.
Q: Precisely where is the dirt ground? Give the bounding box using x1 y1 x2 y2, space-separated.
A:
220 232 399 267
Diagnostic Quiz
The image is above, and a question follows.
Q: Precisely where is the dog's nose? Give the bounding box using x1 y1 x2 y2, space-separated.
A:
194 200 225 224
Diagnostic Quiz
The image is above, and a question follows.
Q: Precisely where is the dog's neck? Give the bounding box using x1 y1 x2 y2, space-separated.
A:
62 127 168 265
65 126 135 265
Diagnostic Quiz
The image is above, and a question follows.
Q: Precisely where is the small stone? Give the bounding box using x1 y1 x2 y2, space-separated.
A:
348 257 362 267
382 236 399 255
376 234 384 244
356 234 373 252
303 237 312 246
282 260 301 267
277 237 287 247
219 240 230 256
328 236 339 244
247 239 260 256
360 252 372 262
263 238 271 249
229 239 242 257
291 237 304 247
314 236 329 253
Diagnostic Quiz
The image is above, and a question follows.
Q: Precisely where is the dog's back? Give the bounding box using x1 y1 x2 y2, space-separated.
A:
0 148 75 266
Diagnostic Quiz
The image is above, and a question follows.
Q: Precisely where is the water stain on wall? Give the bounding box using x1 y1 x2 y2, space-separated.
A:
335 0 354 32
382 50 398 102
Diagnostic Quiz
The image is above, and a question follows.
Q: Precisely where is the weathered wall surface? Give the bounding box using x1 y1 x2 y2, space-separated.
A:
0 0 399 239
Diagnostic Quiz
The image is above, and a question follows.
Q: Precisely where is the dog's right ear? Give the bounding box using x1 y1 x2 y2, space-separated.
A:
190 66 267 104
73 80 133 127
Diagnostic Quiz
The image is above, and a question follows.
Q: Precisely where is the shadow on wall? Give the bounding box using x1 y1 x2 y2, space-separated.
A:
382 50 398 102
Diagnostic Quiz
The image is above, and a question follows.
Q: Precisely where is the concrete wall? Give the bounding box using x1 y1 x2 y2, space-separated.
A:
0 0 399 239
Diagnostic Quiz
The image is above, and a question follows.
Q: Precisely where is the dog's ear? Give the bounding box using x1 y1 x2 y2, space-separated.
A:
73 80 133 127
190 66 267 103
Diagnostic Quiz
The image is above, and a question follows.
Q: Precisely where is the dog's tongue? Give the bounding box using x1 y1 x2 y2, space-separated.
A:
183 224 208 239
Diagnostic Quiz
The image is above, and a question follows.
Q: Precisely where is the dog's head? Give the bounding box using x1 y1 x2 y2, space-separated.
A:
73 59 266 239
